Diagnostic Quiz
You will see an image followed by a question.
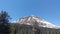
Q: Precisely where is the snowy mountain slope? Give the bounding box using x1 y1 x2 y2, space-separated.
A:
13 15 60 29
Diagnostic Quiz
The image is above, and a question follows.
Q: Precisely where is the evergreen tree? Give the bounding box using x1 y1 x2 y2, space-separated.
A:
0 11 10 34
10 25 15 34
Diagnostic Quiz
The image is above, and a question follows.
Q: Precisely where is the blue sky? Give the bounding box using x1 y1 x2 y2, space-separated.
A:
0 0 60 26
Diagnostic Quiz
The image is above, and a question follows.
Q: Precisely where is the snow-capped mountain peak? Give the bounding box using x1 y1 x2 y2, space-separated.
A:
13 15 60 29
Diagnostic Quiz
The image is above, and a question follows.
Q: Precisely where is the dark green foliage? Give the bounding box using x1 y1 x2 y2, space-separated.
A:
10 25 15 34
0 11 10 34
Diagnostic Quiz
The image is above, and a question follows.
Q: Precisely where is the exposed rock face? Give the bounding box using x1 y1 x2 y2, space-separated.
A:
12 15 60 34
13 15 60 29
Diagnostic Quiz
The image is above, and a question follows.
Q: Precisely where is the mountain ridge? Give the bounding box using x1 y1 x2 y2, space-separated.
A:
13 15 60 29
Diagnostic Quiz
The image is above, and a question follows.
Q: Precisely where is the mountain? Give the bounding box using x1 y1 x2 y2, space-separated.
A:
13 15 60 29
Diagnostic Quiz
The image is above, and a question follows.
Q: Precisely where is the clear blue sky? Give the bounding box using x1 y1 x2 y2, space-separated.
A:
0 0 60 26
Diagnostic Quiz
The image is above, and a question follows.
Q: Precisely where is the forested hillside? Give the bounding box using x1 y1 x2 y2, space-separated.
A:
11 23 60 34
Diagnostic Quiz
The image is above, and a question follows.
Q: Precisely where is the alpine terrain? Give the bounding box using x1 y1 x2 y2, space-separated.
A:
13 15 60 29
13 15 60 34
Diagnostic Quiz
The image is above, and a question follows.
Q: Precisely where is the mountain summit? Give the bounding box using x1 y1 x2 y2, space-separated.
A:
13 15 60 29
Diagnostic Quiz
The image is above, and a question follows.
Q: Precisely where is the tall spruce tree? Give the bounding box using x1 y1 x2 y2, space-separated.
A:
0 11 10 34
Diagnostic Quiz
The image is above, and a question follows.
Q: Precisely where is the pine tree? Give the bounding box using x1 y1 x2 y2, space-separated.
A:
0 11 10 34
